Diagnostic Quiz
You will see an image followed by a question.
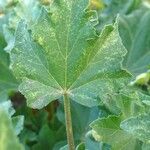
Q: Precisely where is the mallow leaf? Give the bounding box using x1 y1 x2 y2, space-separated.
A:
0 100 24 135
84 131 110 150
0 100 15 116
119 9 150 75
0 52 18 100
90 115 141 150
60 145 68 150
2 0 42 53
142 143 150 150
138 92 150 106
3 25 15 53
97 0 142 32
0 50 18 100
10 0 130 109
120 113 150 142
12 116 24 136
0 16 18 100
0 110 24 150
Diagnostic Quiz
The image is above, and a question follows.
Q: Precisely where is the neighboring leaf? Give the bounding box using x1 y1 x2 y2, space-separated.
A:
32 123 66 150
120 113 150 142
12 116 24 135
53 141 67 150
0 100 24 135
0 110 24 150
98 83 146 118
15 101 66 150
8 0 40 28
119 9 150 75
97 0 142 32
19 128 38 149
31 124 56 150
0 100 15 116
136 91 150 107
2 0 41 53
3 25 15 52
10 0 130 109
90 115 141 150
84 131 110 150
0 54 18 100
142 143 150 150
0 15 18 100
60 145 68 150
117 90 146 118
76 142 85 150
90 85 149 149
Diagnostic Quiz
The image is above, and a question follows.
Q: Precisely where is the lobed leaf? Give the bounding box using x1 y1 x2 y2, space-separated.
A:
10 0 130 109
90 115 140 150
120 113 150 142
0 110 24 150
119 9 150 75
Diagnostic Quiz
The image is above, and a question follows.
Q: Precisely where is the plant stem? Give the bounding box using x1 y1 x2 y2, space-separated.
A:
63 93 75 150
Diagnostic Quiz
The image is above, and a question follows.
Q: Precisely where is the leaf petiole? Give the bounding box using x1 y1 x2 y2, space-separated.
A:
63 92 75 150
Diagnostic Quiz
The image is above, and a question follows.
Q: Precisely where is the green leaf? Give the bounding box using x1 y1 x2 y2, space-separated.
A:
60 145 68 150
84 131 110 150
0 51 18 100
3 25 15 53
116 89 146 118
38 124 56 148
0 100 15 116
0 16 18 100
10 0 130 109
142 143 150 150
97 0 142 32
0 110 24 150
53 141 67 150
19 128 38 149
119 9 150 75
76 142 85 150
32 124 66 150
1 0 42 53
90 115 141 150
97 83 146 117
12 116 24 135
0 100 24 135
136 90 150 107
120 113 150 142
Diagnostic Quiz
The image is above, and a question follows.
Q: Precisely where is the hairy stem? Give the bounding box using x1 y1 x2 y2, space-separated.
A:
63 93 75 150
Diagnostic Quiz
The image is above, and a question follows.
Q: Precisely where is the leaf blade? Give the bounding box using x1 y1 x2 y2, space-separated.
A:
10 0 131 108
